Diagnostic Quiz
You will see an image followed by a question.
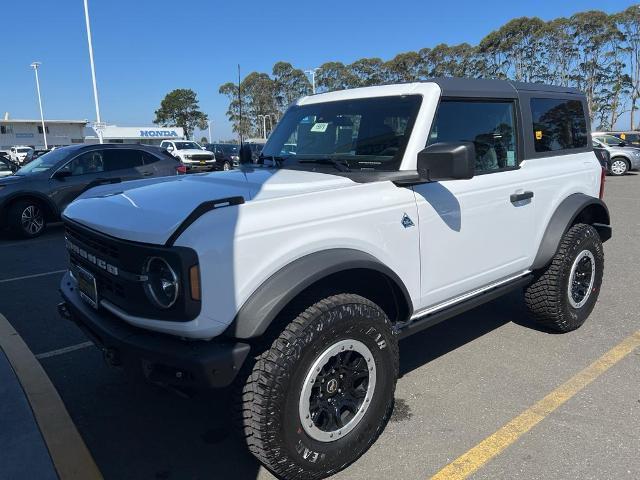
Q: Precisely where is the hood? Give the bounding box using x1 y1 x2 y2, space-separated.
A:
63 168 355 245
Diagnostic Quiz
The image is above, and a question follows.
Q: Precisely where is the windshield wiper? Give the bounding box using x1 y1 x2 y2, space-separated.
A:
297 158 351 172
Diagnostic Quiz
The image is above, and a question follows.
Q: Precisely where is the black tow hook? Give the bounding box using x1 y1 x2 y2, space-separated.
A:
57 302 72 320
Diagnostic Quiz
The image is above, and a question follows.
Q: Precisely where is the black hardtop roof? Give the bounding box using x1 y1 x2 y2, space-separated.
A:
428 77 583 98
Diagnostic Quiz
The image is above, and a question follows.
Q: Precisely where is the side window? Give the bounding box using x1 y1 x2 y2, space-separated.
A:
61 151 105 176
103 149 144 171
531 98 587 152
427 100 518 173
142 152 160 164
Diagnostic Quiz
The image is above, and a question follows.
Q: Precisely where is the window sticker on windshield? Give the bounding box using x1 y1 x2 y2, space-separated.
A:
310 122 329 133
535 130 543 140
620 133 626 140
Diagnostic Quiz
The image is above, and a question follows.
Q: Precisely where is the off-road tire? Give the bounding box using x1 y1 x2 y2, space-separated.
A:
8 200 47 238
524 223 604 332
239 293 399 480
609 157 629 176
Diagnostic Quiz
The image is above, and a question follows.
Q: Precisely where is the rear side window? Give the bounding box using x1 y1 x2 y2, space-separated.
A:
531 98 587 152
103 149 144 171
428 100 519 173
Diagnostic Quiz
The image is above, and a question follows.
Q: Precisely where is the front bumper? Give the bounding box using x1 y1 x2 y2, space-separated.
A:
59 271 250 388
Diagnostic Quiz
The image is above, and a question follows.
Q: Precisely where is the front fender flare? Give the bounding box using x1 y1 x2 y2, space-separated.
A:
229 249 413 339
532 193 610 270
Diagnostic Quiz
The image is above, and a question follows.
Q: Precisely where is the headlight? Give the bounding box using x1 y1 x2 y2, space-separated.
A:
143 257 179 309
185 154 192 159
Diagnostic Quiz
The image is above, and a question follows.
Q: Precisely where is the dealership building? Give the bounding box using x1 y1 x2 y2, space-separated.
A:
84 125 185 145
0 114 87 151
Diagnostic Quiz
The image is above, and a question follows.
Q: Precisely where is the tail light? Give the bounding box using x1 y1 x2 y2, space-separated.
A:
176 165 187 175
599 166 606 199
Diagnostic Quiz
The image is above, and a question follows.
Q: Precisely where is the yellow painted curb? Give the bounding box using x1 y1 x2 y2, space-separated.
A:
0 313 103 480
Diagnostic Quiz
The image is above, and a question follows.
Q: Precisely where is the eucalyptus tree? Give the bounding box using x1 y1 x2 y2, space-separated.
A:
616 5 640 129
347 57 386 87
383 51 422 83
272 62 311 115
316 62 355 92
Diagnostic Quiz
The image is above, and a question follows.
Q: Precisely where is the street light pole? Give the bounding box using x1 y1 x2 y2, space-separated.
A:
30 62 48 149
257 115 267 139
208 120 213 143
305 68 320 94
83 0 103 144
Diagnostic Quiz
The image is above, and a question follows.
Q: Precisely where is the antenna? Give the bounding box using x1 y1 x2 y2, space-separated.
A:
238 64 243 146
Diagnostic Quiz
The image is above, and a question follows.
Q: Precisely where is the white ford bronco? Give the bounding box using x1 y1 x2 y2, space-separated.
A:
58 78 611 480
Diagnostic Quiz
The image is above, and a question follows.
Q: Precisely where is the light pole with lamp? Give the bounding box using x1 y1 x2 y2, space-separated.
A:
29 62 48 149
304 68 320 94
83 0 104 144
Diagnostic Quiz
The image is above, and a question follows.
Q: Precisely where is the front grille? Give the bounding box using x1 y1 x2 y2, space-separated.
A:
66 224 120 260
191 154 213 160
63 220 200 322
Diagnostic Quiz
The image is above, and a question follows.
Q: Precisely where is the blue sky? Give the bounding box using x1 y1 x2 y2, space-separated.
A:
0 0 631 139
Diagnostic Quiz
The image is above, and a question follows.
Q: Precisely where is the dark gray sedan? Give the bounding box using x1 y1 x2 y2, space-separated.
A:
0 144 183 238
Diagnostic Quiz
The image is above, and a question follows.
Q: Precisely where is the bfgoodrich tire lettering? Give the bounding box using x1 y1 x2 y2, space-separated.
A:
239 294 398 480
524 223 604 332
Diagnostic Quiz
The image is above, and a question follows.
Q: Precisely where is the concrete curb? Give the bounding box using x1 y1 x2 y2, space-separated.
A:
0 313 102 480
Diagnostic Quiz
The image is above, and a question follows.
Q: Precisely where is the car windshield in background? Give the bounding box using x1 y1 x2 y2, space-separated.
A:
18 148 32 153
262 95 422 171
221 144 239 154
15 148 69 175
175 142 200 150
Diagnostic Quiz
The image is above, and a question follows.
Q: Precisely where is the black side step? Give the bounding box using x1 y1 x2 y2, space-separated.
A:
396 274 533 340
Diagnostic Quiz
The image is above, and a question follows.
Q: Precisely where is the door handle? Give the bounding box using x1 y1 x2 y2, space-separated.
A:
510 191 534 203
142 171 153 176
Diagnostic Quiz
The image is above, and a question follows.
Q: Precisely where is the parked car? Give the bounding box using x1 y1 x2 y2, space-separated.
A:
204 143 239 170
30 149 51 161
9 146 34 164
592 137 640 175
593 131 640 147
58 79 610 480
0 156 17 178
160 140 215 171
0 144 183 238
242 140 265 162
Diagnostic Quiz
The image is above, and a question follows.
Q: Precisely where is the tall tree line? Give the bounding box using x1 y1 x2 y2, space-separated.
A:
220 6 640 137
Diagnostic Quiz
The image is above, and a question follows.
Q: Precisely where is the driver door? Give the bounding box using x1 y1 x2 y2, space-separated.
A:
412 99 535 309
50 149 107 212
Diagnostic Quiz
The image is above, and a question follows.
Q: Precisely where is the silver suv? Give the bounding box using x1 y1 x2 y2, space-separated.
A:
592 135 640 175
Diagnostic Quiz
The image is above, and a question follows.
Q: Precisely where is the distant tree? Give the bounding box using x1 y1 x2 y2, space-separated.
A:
200 136 208 143
272 62 311 114
316 62 354 92
154 89 208 140
615 6 640 129
383 51 422 83
348 57 385 87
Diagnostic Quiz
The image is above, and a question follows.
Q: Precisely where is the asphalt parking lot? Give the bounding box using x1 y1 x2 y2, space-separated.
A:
1 175 638 480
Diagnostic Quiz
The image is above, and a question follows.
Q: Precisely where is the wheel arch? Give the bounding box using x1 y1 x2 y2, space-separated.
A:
227 249 413 339
532 193 611 270
2 192 59 223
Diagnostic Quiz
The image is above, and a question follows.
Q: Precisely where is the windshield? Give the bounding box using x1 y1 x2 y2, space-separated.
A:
262 95 422 171
17 148 32 153
221 144 239 154
174 142 201 150
15 148 70 175
599 135 624 145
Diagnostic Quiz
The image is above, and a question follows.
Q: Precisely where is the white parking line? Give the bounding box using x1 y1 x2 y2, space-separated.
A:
0 269 67 284
35 341 94 360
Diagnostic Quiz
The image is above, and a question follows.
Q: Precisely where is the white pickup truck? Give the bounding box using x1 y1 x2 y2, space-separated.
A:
160 140 215 171
59 78 610 480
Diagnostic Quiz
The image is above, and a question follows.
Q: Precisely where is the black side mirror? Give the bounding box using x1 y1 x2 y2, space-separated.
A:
417 142 476 181
239 144 253 164
53 170 72 180
618 142 626 147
